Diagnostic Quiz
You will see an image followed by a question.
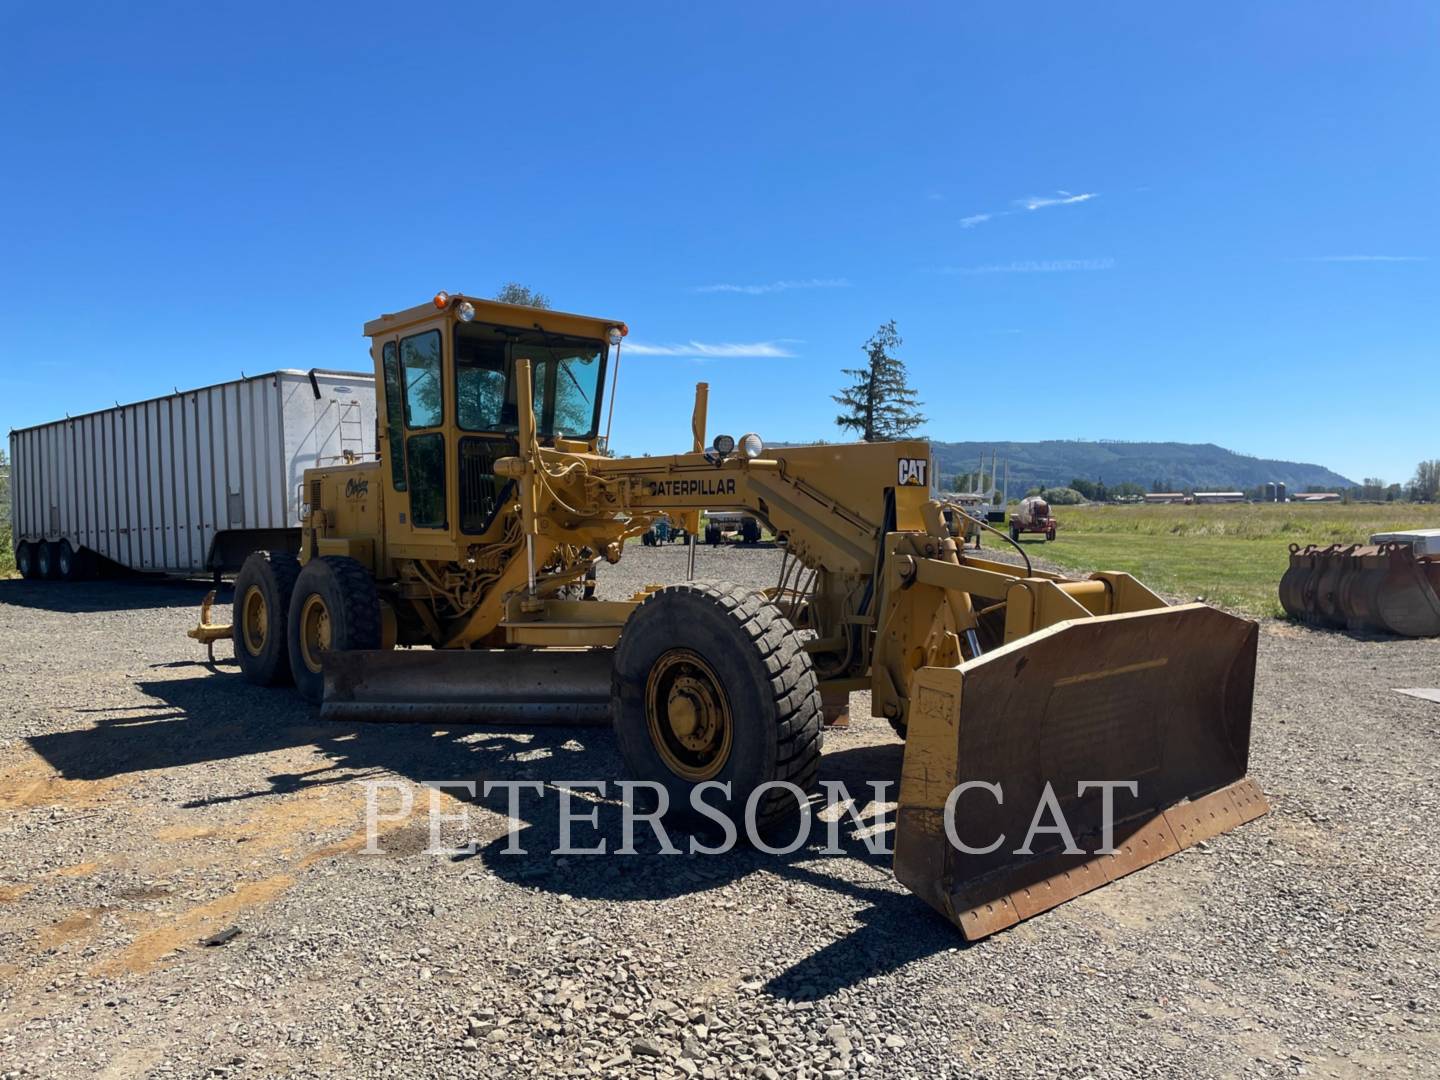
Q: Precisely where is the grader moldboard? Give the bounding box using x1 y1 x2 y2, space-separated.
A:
199 291 1267 940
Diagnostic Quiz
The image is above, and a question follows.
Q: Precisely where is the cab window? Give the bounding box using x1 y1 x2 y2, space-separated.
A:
400 330 443 428
380 342 407 491
455 334 509 431
454 321 605 439
405 432 446 528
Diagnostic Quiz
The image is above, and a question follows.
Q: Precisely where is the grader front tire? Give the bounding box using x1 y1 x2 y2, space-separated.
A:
287 556 381 704
612 581 823 831
233 552 301 688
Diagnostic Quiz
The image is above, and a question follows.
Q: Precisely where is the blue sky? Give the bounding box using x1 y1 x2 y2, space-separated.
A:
2 3 1435 484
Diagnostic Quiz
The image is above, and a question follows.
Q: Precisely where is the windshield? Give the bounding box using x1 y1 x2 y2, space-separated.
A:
454 322 605 439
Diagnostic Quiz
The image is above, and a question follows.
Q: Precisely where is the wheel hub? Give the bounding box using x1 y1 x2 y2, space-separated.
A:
299 594 332 674
241 585 269 657
645 650 733 781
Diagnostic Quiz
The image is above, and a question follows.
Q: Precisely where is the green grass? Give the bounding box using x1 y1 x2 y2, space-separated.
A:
1027 502 1440 618
0 522 13 578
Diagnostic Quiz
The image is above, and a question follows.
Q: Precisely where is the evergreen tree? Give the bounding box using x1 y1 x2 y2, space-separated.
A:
832 321 925 441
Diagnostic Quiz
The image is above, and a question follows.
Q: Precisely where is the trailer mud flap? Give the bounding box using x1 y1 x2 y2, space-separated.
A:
320 648 614 724
893 603 1265 940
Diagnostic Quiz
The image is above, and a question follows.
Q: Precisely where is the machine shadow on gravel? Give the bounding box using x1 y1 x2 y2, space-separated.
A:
0 577 216 613
26 671 956 999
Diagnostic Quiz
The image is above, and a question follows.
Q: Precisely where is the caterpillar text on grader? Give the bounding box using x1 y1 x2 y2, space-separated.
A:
197 291 1267 940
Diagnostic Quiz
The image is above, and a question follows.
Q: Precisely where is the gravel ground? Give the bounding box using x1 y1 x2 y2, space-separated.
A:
1 542 1437 1079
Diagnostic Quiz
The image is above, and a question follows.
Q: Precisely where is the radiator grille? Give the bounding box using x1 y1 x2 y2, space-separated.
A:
459 437 516 535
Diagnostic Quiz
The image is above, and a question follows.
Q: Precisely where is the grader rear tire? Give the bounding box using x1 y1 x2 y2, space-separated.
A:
233 552 301 687
612 581 823 832
287 556 381 704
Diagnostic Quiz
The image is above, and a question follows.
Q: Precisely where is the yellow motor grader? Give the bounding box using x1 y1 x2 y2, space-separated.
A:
197 291 1266 940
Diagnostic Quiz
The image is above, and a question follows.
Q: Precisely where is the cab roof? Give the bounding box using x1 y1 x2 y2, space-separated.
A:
363 293 626 343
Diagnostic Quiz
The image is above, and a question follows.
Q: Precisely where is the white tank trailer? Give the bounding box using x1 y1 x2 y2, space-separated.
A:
9 370 375 581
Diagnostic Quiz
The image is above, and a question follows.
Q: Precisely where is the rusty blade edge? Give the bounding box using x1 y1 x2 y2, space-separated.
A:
950 779 1270 941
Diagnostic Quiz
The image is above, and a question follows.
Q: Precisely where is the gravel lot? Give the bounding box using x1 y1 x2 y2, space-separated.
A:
1 541 1437 1078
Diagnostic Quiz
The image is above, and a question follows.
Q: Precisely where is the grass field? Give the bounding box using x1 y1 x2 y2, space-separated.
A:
1027 502 1440 618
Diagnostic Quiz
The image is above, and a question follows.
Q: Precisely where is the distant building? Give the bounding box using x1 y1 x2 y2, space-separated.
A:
1193 492 1246 504
1293 492 1341 503
1144 493 1188 504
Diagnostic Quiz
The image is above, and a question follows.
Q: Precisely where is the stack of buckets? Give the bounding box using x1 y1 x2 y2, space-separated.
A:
1280 528 1440 636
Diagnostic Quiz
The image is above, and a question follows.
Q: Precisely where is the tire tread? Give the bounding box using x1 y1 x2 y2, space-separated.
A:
624 579 823 827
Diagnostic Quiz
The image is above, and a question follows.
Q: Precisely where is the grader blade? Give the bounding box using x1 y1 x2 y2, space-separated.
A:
321 648 614 724
893 603 1265 941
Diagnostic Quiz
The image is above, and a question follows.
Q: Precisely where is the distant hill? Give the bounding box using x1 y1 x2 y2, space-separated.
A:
930 441 1355 493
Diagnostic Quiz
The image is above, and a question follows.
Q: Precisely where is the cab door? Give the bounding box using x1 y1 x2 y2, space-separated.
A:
377 323 455 562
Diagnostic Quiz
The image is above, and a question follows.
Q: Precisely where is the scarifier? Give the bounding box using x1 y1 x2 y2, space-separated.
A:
193 292 1268 940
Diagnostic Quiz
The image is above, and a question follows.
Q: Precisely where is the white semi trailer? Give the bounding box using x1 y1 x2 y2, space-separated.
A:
9 370 375 581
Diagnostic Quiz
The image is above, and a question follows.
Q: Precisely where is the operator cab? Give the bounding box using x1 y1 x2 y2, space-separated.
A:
366 293 625 543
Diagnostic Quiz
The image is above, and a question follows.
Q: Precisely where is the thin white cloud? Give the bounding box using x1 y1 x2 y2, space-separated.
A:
957 189 1098 228
692 278 851 295
940 258 1116 274
625 340 796 358
1309 255 1428 263
1016 190 1098 211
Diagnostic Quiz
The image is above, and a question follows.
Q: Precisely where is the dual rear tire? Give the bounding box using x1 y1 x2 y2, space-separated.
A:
232 552 379 702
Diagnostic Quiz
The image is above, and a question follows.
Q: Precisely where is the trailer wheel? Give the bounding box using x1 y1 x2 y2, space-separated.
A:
15 542 39 580
287 556 381 704
1046 527 1056 542
55 540 87 582
35 542 57 580
612 581 823 832
233 552 301 688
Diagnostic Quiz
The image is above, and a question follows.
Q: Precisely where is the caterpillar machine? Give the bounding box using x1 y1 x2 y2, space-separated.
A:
195 291 1266 940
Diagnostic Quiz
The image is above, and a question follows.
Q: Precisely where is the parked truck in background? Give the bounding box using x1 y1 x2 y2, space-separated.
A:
9 370 375 581
1009 494 1057 542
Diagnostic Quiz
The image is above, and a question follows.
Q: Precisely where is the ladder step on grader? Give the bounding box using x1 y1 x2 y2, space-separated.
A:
194 292 1268 940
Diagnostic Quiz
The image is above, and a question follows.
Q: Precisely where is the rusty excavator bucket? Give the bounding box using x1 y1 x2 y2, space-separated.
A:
893 603 1265 941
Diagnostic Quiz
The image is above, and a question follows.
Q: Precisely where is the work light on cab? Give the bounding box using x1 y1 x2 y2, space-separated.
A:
739 433 764 459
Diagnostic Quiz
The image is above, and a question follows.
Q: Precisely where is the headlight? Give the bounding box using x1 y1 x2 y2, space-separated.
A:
608 326 624 347
739 432 764 459
713 434 736 456
456 300 476 322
